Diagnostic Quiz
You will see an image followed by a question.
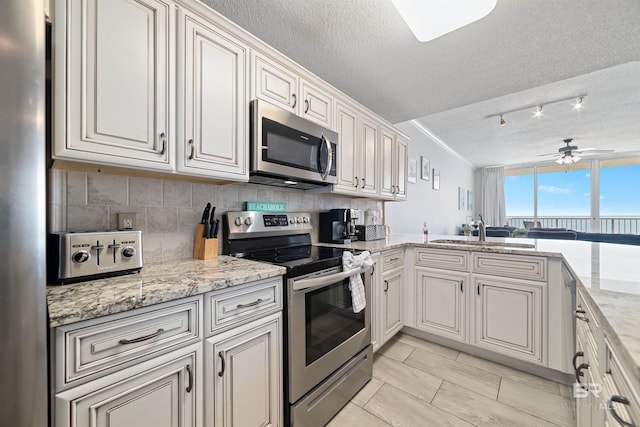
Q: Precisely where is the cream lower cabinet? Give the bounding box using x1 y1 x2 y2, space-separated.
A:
55 344 201 427
370 253 382 352
473 275 545 364
378 250 404 347
415 267 468 342
205 312 282 427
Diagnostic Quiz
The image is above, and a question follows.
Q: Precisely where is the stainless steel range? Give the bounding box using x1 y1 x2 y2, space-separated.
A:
223 211 373 427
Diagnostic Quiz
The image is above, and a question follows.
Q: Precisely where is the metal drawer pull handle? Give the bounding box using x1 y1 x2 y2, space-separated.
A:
459 280 463 292
384 280 389 292
477 285 480 296
389 257 399 262
574 309 590 322
160 132 167 155
188 139 194 160
361 178 365 189
572 351 584 371
218 351 225 377
370 265 375 275
575 362 589 389
237 298 263 309
355 177 359 188
291 93 297 108
608 395 635 427
118 328 165 345
186 364 193 393
304 99 309 113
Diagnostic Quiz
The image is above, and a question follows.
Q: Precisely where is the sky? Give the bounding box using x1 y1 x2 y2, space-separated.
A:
505 164 640 217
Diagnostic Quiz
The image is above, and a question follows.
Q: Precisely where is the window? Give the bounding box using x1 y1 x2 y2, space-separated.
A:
504 168 533 229
600 159 640 233
505 157 640 234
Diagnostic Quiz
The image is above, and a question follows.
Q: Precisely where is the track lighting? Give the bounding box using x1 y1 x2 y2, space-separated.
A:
534 106 543 118
487 94 587 126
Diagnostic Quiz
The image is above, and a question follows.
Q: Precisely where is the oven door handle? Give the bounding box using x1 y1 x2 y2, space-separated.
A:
291 266 368 291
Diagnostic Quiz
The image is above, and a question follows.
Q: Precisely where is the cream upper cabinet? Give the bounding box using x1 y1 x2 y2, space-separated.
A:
252 52 334 128
252 53 299 112
333 101 379 196
380 130 407 200
177 8 248 180
359 113 380 196
54 0 175 171
300 80 333 128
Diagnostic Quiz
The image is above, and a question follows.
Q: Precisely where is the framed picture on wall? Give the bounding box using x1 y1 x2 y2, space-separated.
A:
432 169 440 190
408 157 418 184
458 187 466 210
467 190 473 211
421 157 430 180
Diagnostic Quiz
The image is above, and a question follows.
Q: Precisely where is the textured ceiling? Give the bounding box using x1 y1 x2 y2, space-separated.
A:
201 0 640 167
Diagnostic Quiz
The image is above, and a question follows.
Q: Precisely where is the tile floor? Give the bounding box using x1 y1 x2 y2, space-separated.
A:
328 333 576 427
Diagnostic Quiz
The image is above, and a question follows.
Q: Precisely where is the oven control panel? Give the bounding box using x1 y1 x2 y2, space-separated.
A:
225 211 312 238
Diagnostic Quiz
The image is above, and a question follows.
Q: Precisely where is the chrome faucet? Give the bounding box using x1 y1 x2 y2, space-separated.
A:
478 215 486 242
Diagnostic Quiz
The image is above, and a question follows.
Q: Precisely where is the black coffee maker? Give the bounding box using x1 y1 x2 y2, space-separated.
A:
319 209 358 244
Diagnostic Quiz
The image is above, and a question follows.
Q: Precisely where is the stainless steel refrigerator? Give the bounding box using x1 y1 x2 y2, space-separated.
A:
0 0 48 425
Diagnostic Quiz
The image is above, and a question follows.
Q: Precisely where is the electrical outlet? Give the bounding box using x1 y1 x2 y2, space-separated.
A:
118 213 137 230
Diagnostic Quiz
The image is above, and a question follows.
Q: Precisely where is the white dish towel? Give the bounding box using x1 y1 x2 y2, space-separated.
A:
342 250 373 313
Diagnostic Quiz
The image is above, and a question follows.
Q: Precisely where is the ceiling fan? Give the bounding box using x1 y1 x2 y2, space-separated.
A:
538 138 615 164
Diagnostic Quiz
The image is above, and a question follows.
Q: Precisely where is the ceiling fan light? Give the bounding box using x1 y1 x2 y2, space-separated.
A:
571 155 581 163
574 96 584 110
390 0 497 42
555 157 564 165
534 105 543 118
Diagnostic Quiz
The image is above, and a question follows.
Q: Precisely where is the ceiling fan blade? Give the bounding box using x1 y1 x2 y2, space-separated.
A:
574 148 615 154
536 152 561 157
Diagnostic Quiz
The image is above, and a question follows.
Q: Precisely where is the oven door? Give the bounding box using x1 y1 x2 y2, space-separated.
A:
288 266 371 403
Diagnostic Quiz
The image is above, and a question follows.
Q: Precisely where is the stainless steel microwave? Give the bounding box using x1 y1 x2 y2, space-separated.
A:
250 99 338 189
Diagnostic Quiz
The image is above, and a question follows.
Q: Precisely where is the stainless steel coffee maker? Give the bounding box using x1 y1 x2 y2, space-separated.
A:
318 209 359 244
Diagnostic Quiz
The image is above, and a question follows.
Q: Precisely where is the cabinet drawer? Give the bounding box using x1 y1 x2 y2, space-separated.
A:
204 277 282 336
576 288 600 342
56 297 200 389
605 340 640 426
472 253 547 282
415 248 468 271
382 249 404 271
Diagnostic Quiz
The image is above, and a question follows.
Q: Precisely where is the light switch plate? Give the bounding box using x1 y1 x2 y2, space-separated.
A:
117 213 137 230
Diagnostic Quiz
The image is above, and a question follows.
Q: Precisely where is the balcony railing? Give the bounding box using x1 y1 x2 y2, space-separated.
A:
506 216 640 234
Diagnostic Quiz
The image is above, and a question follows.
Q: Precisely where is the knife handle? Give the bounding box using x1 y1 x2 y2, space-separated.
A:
204 223 211 239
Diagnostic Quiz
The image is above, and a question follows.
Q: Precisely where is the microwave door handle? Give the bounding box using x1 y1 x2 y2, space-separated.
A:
320 134 332 181
292 266 367 291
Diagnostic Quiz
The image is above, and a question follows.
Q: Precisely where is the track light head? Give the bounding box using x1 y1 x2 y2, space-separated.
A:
574 96 584 110
499 115 506 126
534 105 543 118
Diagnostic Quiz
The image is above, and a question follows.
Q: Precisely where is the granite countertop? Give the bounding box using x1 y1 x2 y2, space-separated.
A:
326 234 640 383
46 256 286 327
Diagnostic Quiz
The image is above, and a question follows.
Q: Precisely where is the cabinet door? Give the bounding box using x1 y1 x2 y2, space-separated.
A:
56 346 199 427
178 10 248 180
382 269 403 343
301 80 333 128
416 268 467 342
359 114 379 196
253 54 298 112
334 101 359 193
379 130 395 198
56 0 174 170
473 276 545 364
394 136 408 200
206 312 282 427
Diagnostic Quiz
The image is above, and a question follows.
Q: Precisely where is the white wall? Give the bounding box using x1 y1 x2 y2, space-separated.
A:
385 121 476 235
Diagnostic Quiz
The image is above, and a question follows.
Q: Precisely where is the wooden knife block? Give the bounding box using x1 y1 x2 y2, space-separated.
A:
193 224 218 260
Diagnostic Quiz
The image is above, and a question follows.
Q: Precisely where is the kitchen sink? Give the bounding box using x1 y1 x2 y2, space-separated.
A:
429 239 536 249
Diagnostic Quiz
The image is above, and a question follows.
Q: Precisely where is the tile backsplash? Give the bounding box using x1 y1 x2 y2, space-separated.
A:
49 170 383 263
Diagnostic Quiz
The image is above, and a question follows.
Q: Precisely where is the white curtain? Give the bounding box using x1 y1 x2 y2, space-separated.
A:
480 167 506 227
